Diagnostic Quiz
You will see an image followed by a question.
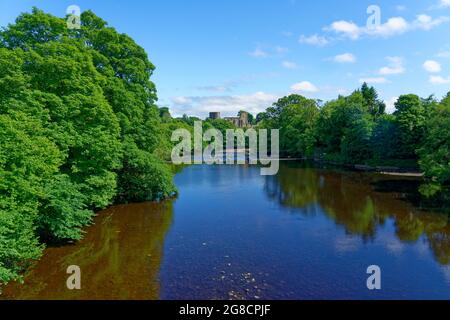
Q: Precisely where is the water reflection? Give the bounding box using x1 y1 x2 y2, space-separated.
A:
265 162 450 265
1 202 174 300
2 163 450 300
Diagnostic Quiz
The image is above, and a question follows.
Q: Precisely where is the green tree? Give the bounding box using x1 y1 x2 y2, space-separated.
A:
238 110 254 124
418 93 450 192
361 82 386 116
263 94 319 157
394 94 426 159
0 112 61 282
316 91 367 157
371 114 401 161
77 10 176 201
0 8 175 282
255 112 268 124
159 107 172 122
341 114 375 164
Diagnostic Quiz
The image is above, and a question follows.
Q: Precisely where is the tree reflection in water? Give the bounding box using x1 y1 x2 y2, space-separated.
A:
264 162 450 265
1 202 174 300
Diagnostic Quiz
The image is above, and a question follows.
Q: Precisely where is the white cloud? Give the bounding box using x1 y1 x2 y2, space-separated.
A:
385 97 399 114
249 46 290 58
379 56 405 75
396 5 407 11
414 14 450 30
275 46 289 54
439 0 450 8
359 77 389 84
333 53 356 63
328 17 408 39
282 61 298 69
326 14 449 40
172 96 192 105
170 92 278 118
437 51 450 58
369 17 409 37
328 20 361 39
291 81 319 93
423 60 442 73
429 75 450 84
249 48 268 58
299 34 329 46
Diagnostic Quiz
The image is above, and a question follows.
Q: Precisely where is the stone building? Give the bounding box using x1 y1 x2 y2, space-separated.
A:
208 111 250 128
224 112 249 128
209 112 221 120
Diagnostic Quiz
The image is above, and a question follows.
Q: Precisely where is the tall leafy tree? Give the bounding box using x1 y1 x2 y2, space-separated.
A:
0 8 175 282
394 94 427 159
361 82 386 116
77 11 175 201
263 94 320 157
418 93 450 193
316 91 367 156
371 114 401 161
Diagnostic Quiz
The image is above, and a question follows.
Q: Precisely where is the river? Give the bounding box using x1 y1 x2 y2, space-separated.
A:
2 162 450 300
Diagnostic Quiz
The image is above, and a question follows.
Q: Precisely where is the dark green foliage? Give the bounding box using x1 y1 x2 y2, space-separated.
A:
315 91 367 155
0 8 174 283
361 82 386 116
255 112 268 124
204 118 236 136
260 94 319 157
340 114 374 164
371 115 401 161
260 85 449 197
38 175 92 241
0 112 60 282
418 95 450 194
394 94 427 159
159 107 172 122
117 142 175 202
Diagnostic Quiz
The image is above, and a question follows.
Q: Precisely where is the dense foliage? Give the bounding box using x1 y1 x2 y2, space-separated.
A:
0 9 175 283
257 86 450 195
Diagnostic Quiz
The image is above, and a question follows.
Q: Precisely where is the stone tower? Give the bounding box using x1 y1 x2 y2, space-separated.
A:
209 112 221 120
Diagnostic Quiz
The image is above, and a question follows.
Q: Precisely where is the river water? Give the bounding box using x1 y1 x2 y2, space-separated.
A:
2 162 450 300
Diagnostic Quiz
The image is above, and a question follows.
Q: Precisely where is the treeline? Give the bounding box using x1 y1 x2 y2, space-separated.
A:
159 108 239 150
0 9 175 283
255 84 450 195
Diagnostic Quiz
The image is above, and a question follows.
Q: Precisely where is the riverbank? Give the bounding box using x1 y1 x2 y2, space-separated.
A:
282 156 424 178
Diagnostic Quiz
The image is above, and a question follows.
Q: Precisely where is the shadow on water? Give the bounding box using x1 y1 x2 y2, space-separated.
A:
264 161 450 265
1 202 174 300
373 179 450 214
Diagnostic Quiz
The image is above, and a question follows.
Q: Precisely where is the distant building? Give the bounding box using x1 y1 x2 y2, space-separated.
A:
224 112 249 128
209 112 221 120
208 111 250 128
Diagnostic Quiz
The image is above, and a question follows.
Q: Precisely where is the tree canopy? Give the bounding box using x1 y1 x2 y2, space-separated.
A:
0 8 175 283
257 84 450 196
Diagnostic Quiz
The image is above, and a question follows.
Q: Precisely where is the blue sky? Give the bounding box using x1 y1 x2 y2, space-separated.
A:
1 0 450 117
